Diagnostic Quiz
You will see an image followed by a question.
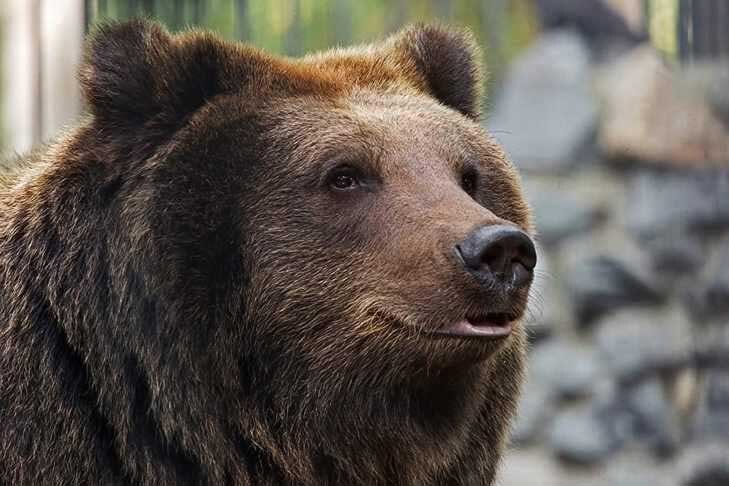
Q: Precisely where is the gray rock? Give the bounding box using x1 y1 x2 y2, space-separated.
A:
487 29 598 172
679 443 729 486
607 465 667 486
566 255 663 326
703 371 729 414
592 379 634 446
604 450 678 486
596 308 694 381
707 68 729 128
530 339 601 399
498 448 589 486
528 187 604 246
643 232 705 275
695 325 729 368
596 47 729 167
512 378 555 445
686 239 729 320
627 170 729 239
548 405 618 465
625 378 681 457
693 370 729 442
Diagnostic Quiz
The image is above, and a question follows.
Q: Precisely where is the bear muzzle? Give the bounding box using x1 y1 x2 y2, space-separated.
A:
427 224 536 339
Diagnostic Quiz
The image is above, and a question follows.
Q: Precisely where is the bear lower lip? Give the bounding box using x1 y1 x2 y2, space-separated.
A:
431 314 514 339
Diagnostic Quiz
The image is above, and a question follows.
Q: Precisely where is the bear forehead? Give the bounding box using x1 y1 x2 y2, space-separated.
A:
261 91 505 175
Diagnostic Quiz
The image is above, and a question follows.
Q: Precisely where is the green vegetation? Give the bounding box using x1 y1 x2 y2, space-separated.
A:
87 0 539 89
646 0 678 60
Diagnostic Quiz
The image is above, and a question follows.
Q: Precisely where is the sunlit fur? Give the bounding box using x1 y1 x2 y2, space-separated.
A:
0 20 533 485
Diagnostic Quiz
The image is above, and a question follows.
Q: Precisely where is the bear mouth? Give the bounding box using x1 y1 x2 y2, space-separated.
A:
430 312 517 339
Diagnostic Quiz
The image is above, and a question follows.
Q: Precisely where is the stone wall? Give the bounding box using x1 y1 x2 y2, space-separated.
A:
491 28 729 486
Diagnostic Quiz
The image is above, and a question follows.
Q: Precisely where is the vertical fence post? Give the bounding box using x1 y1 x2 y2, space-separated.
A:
2 0 41 154
40 0 84 142
1 0 83 155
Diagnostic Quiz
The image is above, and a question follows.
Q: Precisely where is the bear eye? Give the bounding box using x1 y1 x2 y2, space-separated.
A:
327 166 361 192
461 168 479 195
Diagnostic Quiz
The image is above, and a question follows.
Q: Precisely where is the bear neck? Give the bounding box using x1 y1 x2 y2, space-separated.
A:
232 341 522 485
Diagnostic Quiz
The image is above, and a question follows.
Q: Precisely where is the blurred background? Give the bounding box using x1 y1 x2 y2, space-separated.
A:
1 1 728 484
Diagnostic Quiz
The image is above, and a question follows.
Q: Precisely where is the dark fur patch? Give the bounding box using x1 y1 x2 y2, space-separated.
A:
80 20 230 127
399 24 483 119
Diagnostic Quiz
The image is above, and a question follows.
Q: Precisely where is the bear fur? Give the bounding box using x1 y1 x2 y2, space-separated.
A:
0 20 533 485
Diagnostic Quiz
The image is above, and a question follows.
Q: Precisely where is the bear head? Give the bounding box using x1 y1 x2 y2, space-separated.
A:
6 19 536 485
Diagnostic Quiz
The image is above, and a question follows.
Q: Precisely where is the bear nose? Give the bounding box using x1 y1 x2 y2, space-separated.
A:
456 225 537 288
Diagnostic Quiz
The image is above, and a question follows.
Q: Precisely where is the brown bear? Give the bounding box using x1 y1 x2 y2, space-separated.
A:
0 19 536 486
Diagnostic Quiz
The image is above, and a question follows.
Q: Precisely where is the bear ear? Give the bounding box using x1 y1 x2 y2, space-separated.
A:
392 24 484 119
80 19 229 127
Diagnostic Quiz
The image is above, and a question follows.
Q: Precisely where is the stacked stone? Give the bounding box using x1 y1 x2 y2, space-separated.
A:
491 29 729 486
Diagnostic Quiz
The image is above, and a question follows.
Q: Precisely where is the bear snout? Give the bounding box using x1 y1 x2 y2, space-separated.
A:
455 224 537 289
